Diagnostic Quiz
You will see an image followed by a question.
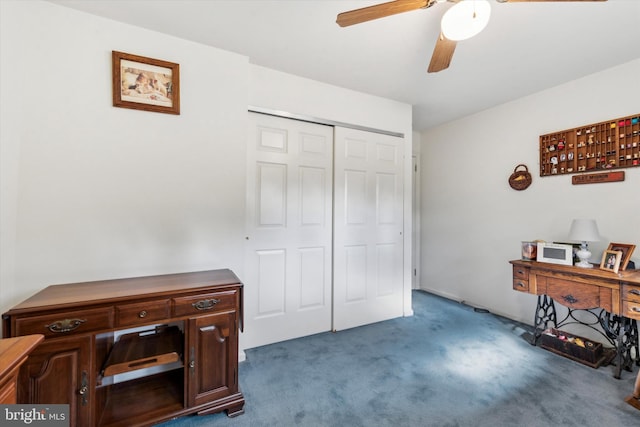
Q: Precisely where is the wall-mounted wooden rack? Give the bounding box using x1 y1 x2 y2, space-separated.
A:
540 114 640 177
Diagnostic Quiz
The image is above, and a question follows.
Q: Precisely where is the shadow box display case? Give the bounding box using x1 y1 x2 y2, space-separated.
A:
540 114 640 176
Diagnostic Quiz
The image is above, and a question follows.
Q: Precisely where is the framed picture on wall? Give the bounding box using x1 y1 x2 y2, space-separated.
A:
112 51 180 115
599 250 622 274
606 243 636 270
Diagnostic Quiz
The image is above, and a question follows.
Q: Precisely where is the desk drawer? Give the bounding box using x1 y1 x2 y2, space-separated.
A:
622 284 640 304
622 300 640 320
173 290 237 317
512 278 529 293
14 307 114 338
513 265 529 281
546 279 599 309
116 299 171 327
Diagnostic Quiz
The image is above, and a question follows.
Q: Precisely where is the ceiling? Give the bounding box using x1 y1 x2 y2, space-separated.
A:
49 0 640 131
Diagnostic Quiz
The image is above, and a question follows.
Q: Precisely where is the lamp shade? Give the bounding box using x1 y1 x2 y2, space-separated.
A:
568 219 601 242
441 0 491 42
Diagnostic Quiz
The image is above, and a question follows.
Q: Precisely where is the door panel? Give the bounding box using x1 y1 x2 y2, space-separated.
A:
256 249 286 316
256 162 287 226
333 127 404 331
19 335 91 427
187 312 237 407
244 113 333 349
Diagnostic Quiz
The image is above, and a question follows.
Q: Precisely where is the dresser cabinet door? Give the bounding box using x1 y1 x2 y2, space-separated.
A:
187 312 238 407
18 335 92 427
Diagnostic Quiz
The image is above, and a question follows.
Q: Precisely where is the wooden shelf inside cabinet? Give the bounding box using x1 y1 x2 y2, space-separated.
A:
98 370 184 427
101 325 183 377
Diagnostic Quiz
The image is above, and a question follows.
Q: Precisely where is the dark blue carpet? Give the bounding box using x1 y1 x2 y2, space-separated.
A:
159 290 639 426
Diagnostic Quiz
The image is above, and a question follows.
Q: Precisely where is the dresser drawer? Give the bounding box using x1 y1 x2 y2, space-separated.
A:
512 278 529 293
622 300 640 320
513 265 529 281
545 279 599 309
14 307 114 338
116 299 171 327
173 290 237 317
622 284 640 304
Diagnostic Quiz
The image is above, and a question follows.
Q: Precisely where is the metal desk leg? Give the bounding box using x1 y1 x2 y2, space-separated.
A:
601 313 639 379
533 295 557 345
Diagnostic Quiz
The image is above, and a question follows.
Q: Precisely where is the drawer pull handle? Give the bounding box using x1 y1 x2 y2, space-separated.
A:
192 298 220 311
138 310 148 318
46 318 86 333
517 270 525 275
562 294 578 304
632 307 640 313
518 282 526 288
630 289 640 296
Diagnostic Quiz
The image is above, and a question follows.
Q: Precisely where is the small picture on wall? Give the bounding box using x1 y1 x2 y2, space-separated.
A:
112 51 180 115
606 243 636 270
599 250 622 274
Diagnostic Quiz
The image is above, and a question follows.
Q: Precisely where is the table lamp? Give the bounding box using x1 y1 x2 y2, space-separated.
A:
568 219 601 268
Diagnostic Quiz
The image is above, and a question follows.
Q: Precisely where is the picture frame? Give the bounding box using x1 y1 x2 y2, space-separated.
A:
599 250 622 274
112 51 180 115
606 243 636 271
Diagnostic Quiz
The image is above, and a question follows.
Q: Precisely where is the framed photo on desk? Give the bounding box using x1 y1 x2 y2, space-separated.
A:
600 250 622 274
606 243 636 270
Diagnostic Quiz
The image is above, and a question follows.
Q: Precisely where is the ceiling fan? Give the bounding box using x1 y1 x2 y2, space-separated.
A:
336 0 607 73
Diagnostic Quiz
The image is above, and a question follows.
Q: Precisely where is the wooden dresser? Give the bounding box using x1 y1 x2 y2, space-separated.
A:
0 334 43 404
2 269 245 427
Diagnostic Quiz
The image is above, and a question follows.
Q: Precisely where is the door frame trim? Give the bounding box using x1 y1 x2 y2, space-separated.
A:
248 106 404 138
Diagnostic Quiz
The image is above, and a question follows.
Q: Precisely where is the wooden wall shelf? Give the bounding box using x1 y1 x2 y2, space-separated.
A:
540 114 640 176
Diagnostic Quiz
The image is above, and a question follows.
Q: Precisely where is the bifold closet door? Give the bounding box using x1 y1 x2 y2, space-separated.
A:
243 112 333 349
333 126 404 331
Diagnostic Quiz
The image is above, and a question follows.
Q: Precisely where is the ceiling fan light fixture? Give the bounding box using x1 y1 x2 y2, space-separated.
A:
441 0 491 41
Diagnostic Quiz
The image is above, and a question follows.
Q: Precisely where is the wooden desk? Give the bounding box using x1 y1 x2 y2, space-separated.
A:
0 334 43 403
510 259 640 378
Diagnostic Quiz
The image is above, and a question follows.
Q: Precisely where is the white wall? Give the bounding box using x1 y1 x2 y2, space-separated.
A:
0 0 249 319
0 1 414 334
419 59 640 328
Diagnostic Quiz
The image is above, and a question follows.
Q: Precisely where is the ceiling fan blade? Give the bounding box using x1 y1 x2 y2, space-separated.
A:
337 0 431 27
428 32 457 73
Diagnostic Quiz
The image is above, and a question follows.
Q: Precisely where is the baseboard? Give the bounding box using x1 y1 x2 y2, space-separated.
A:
416 287 533 327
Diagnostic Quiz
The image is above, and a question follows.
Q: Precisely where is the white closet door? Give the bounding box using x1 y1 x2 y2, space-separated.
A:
333 126 404 331
243 112 333 349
